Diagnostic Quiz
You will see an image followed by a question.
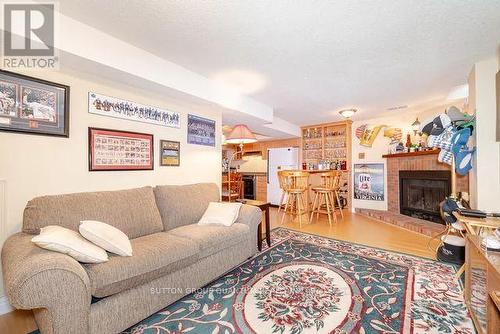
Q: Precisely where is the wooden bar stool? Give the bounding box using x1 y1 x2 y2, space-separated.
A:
309 171 340 226
277 170 287 213
280 171 310 227
332 171 344 220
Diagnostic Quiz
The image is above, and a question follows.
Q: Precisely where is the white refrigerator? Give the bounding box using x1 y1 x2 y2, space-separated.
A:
267 147 299 205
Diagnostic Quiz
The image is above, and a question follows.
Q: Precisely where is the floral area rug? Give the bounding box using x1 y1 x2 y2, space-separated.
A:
124 228 474 334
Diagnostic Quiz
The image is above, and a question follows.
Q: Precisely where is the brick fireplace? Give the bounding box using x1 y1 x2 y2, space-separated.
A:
356 149 470 236
385 150 469 219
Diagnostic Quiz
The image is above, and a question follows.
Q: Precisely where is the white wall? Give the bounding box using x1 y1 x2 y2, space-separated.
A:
0 69 222 301
469 57 500 211
351 103 460 211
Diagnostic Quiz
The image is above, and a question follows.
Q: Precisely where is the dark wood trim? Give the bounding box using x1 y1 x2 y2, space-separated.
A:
383 149 440 159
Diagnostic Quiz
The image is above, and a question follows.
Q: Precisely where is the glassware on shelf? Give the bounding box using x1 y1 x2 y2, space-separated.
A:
304 141 322 150
325 127 346 138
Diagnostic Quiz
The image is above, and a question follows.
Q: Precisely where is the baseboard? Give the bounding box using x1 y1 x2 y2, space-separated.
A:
0 296 13 315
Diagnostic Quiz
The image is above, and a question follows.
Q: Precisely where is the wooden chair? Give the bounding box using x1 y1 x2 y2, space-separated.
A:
280 171 310 227
222 172 242 202
309 171 340 226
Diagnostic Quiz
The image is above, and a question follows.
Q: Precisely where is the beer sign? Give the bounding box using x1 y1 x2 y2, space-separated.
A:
354 163 384 201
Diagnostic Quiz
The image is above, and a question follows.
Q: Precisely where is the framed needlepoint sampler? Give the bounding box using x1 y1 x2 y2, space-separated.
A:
88 127 154 171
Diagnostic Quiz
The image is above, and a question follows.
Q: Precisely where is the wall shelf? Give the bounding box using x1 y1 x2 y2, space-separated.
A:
300 120 352 209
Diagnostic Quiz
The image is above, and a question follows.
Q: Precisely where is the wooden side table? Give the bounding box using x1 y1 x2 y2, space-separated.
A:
453 212 500 333
236 199 271 251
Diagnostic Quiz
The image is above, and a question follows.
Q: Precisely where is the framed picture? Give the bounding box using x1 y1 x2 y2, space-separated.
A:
88 127 153 171
187 114 216 147
354 163 384 201
88 92 180 128
160 140 180 166
0 70 69 137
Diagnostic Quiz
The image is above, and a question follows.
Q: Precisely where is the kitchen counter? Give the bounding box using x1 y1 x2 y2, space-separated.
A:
222 171 267 175
240 172 267 176
302 169 349 173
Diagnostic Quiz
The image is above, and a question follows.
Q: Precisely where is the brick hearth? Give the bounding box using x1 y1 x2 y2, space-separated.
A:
385 150 469 213
356 208 445 237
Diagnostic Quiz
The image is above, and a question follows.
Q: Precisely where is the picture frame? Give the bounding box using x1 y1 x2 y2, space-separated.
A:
0 70 70 137
187 114 216 147
88 127 154 171
353 163 385 201
88 92 180 128
160 140 180 166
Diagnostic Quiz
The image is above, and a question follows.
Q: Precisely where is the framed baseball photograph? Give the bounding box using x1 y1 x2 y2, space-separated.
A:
187 114 216 147
88 127 154 171
160 140 180 166
0 70 69 137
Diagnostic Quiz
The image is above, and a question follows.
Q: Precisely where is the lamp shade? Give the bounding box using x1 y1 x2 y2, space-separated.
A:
225 124 257 144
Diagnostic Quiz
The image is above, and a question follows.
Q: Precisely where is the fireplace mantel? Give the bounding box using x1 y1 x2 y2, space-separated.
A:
382 149 440 159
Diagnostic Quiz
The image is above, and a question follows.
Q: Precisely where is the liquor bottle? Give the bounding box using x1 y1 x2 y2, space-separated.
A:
405 134 412 152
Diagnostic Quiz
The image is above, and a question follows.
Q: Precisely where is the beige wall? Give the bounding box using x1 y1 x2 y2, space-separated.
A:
0 70 222 300
468 57 500 211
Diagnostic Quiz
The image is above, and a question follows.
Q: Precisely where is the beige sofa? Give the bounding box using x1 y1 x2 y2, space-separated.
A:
2 183 261 334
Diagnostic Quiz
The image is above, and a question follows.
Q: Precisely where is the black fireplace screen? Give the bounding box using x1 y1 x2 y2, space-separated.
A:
399 171 451 223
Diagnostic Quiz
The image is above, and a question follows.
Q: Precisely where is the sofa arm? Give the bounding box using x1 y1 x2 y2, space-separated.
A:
2 232 91 334
236 204 263 253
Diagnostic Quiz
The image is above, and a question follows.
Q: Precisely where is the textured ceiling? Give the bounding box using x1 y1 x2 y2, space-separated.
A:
58 0 500 125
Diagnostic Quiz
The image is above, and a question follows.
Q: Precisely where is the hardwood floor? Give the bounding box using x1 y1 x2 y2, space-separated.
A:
0 309 36 334
0 208 435 334
271 208 436 259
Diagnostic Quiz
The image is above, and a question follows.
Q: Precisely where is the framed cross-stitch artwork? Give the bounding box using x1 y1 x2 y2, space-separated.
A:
88 127 153 171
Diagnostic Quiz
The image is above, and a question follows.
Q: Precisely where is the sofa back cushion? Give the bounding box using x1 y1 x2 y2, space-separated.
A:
154 183 220 230
23 186 164 239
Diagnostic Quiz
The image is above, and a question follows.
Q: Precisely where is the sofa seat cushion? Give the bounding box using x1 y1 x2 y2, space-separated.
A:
168 223 250 258
84 232 198 297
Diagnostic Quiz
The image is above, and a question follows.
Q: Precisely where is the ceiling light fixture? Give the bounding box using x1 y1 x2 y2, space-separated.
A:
338 108 357 119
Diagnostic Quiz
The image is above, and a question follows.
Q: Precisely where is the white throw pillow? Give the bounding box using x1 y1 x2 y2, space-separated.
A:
32 225 108 263
79 220 133 256
198 202 242 226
